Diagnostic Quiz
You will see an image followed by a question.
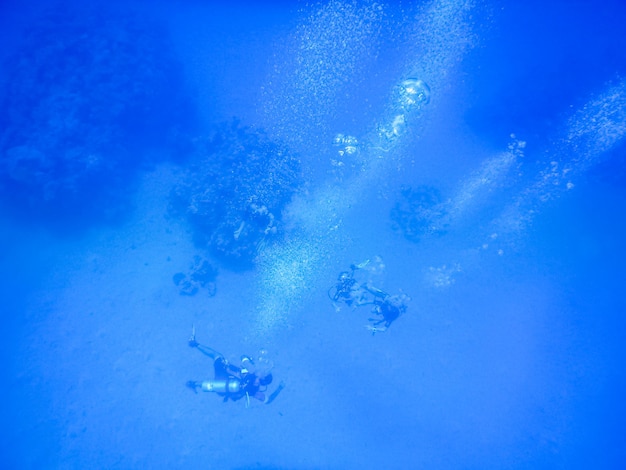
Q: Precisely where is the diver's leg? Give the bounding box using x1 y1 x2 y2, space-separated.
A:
188 325 223 359
194 344 222 359
363 284 388 300
213 356 233 379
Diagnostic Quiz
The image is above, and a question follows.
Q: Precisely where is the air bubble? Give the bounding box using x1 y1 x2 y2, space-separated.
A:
398 78 431 110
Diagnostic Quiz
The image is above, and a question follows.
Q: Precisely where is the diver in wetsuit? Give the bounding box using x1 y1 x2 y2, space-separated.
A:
328 261 370 307
329 260 409 334
328 268 359 306
186 327 284 406
361 285 409 334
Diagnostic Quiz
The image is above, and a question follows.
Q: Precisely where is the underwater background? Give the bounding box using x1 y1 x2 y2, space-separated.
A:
1 0 625 468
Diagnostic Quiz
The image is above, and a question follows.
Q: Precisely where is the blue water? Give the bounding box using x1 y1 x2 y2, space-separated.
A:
1 0 625 468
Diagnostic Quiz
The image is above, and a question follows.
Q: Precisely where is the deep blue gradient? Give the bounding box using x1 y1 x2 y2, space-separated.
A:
1 1 625 469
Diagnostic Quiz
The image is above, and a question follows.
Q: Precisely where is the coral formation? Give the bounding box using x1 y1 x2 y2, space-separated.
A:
171 120 302 269
173 255 217 296
0 4 195 219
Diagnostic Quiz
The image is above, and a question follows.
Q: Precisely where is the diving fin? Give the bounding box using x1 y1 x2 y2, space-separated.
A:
265 381 286 405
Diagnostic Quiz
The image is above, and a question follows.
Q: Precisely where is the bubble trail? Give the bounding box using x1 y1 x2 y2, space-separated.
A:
415 82 626 286
261 0 385 152
492 79 626 242
442 137 526 227
253 0 477 336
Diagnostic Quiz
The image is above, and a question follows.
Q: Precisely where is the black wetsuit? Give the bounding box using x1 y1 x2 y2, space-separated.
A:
373 299 401 327
331 272 359 305
213 357 270 402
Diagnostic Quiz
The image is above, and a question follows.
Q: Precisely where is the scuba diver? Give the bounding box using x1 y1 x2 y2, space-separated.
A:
360 285 410 334
186 326 285 407
327 260 370 308
329 260 410 334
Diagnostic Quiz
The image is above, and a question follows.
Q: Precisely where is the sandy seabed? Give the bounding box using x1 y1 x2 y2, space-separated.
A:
3 163 626 469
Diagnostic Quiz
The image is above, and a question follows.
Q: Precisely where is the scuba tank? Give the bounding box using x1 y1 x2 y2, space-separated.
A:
201 378 242 394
